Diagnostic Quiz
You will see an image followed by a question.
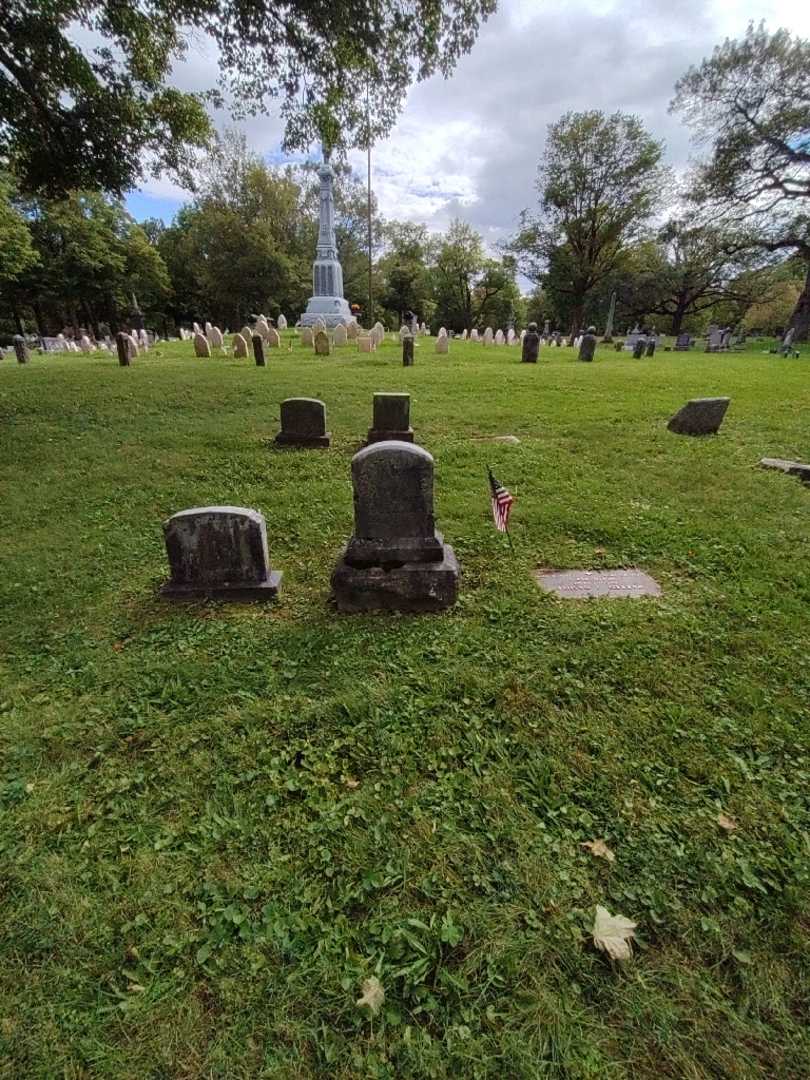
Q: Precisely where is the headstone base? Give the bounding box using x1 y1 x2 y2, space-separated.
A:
161 571 282 601
366 427 415 444
274 432 331 449
332 546 458 613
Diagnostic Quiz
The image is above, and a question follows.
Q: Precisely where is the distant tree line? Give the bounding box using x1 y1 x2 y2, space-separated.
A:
0 19 807 340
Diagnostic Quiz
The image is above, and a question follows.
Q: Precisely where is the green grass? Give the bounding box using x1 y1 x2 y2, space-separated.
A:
1 334 809 1078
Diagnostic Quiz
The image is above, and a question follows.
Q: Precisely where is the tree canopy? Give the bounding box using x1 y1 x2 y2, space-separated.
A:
509 110 667 336
0 0 495 197
671 23 810 337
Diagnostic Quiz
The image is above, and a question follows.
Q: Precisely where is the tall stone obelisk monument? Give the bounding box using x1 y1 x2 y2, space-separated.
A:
300 157 353 328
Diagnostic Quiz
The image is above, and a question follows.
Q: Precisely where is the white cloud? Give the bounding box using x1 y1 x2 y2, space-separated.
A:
130 0 810 245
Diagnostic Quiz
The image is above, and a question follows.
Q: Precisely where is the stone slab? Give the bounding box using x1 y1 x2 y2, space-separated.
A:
759 457 810 482
332 546 459 613
161 570 282 600
534 568 661 599
367 427 415 444
275 432 331 448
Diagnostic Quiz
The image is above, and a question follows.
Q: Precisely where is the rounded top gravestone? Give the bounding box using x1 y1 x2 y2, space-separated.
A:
578 326 597 362
346 441 443 567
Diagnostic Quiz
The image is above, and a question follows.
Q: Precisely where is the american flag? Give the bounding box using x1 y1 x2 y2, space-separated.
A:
488 467 515 533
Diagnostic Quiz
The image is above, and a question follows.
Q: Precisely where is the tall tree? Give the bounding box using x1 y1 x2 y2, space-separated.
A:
12 192 169 334
510 110 667 338
671 24 810 339
0 0 494 196
618 218 762 334
378 222 432 325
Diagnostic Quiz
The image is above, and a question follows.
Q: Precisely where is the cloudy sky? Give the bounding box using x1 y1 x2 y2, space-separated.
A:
126 0 810 248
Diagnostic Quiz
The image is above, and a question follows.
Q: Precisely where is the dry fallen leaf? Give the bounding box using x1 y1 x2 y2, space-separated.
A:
344 777 360 789
356 976 384 1014
717 813 737 832
592 905 637 961
581 839 615 863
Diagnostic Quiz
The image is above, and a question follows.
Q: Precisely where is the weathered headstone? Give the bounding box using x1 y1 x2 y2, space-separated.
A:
138 328 149 349
266 327 280 349
333 323 348 346
193 332 211 357
470 329 479 341
314 330 331 355
578 326 597 362
275 397 330 448
313 317 327 333
347 320 359 341
495 329 505 345
483 327 494 346
403 336 414 366
667 397 730 436
646 338 656 357
161 506 282 599
435 335 449 355
331 442 459 613
632 336 646 359
707 326 723 352
544 319 551 337
521 323 540 363
460 329 468 340
127 334 139 360
80 335 92 354
301 327 314 347
232 333 249 358
253 334 266 366
438 327 447 338
358 335 375 353
116 331 132 366
507 329 516 345
674 333 691 351
13 335 30 364
240 324 253 345
759 457 810 485
277 314 288 331
399 325 411 343
367 392 414 443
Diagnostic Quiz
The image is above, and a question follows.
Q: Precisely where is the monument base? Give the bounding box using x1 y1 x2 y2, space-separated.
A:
366 427 415 445
161 571 282 601
331 546 458 613
300 297 353 328
274 432 331 449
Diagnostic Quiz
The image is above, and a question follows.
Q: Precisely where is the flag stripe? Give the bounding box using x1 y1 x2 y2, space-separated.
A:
488 468 515 533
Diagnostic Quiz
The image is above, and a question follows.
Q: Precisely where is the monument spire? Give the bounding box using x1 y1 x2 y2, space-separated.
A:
301 149 352 328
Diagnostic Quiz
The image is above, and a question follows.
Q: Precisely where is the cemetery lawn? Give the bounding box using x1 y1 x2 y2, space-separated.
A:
2 336 810 1079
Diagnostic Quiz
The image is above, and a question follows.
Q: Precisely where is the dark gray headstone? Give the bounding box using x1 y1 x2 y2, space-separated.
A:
535 568 661 599
253 334 266 367
402 336 414 366
331 442 458 612
646 339 656 357
632 337 646 359
674 333 691 351
367 392 414 443
275 398 330 448
161 506 281 600
521 331 540 363
614 341 623 351
13 335 29 364
578 332 597 362
667 397 730 436
116 331 131 367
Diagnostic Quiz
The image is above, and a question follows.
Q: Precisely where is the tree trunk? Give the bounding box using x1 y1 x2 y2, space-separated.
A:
32 299 46 337
11 296 25 335
671 304 688 337
788 262 810 343
569 300 585 344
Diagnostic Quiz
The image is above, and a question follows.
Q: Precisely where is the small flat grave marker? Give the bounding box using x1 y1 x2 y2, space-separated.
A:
534 568 661 599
